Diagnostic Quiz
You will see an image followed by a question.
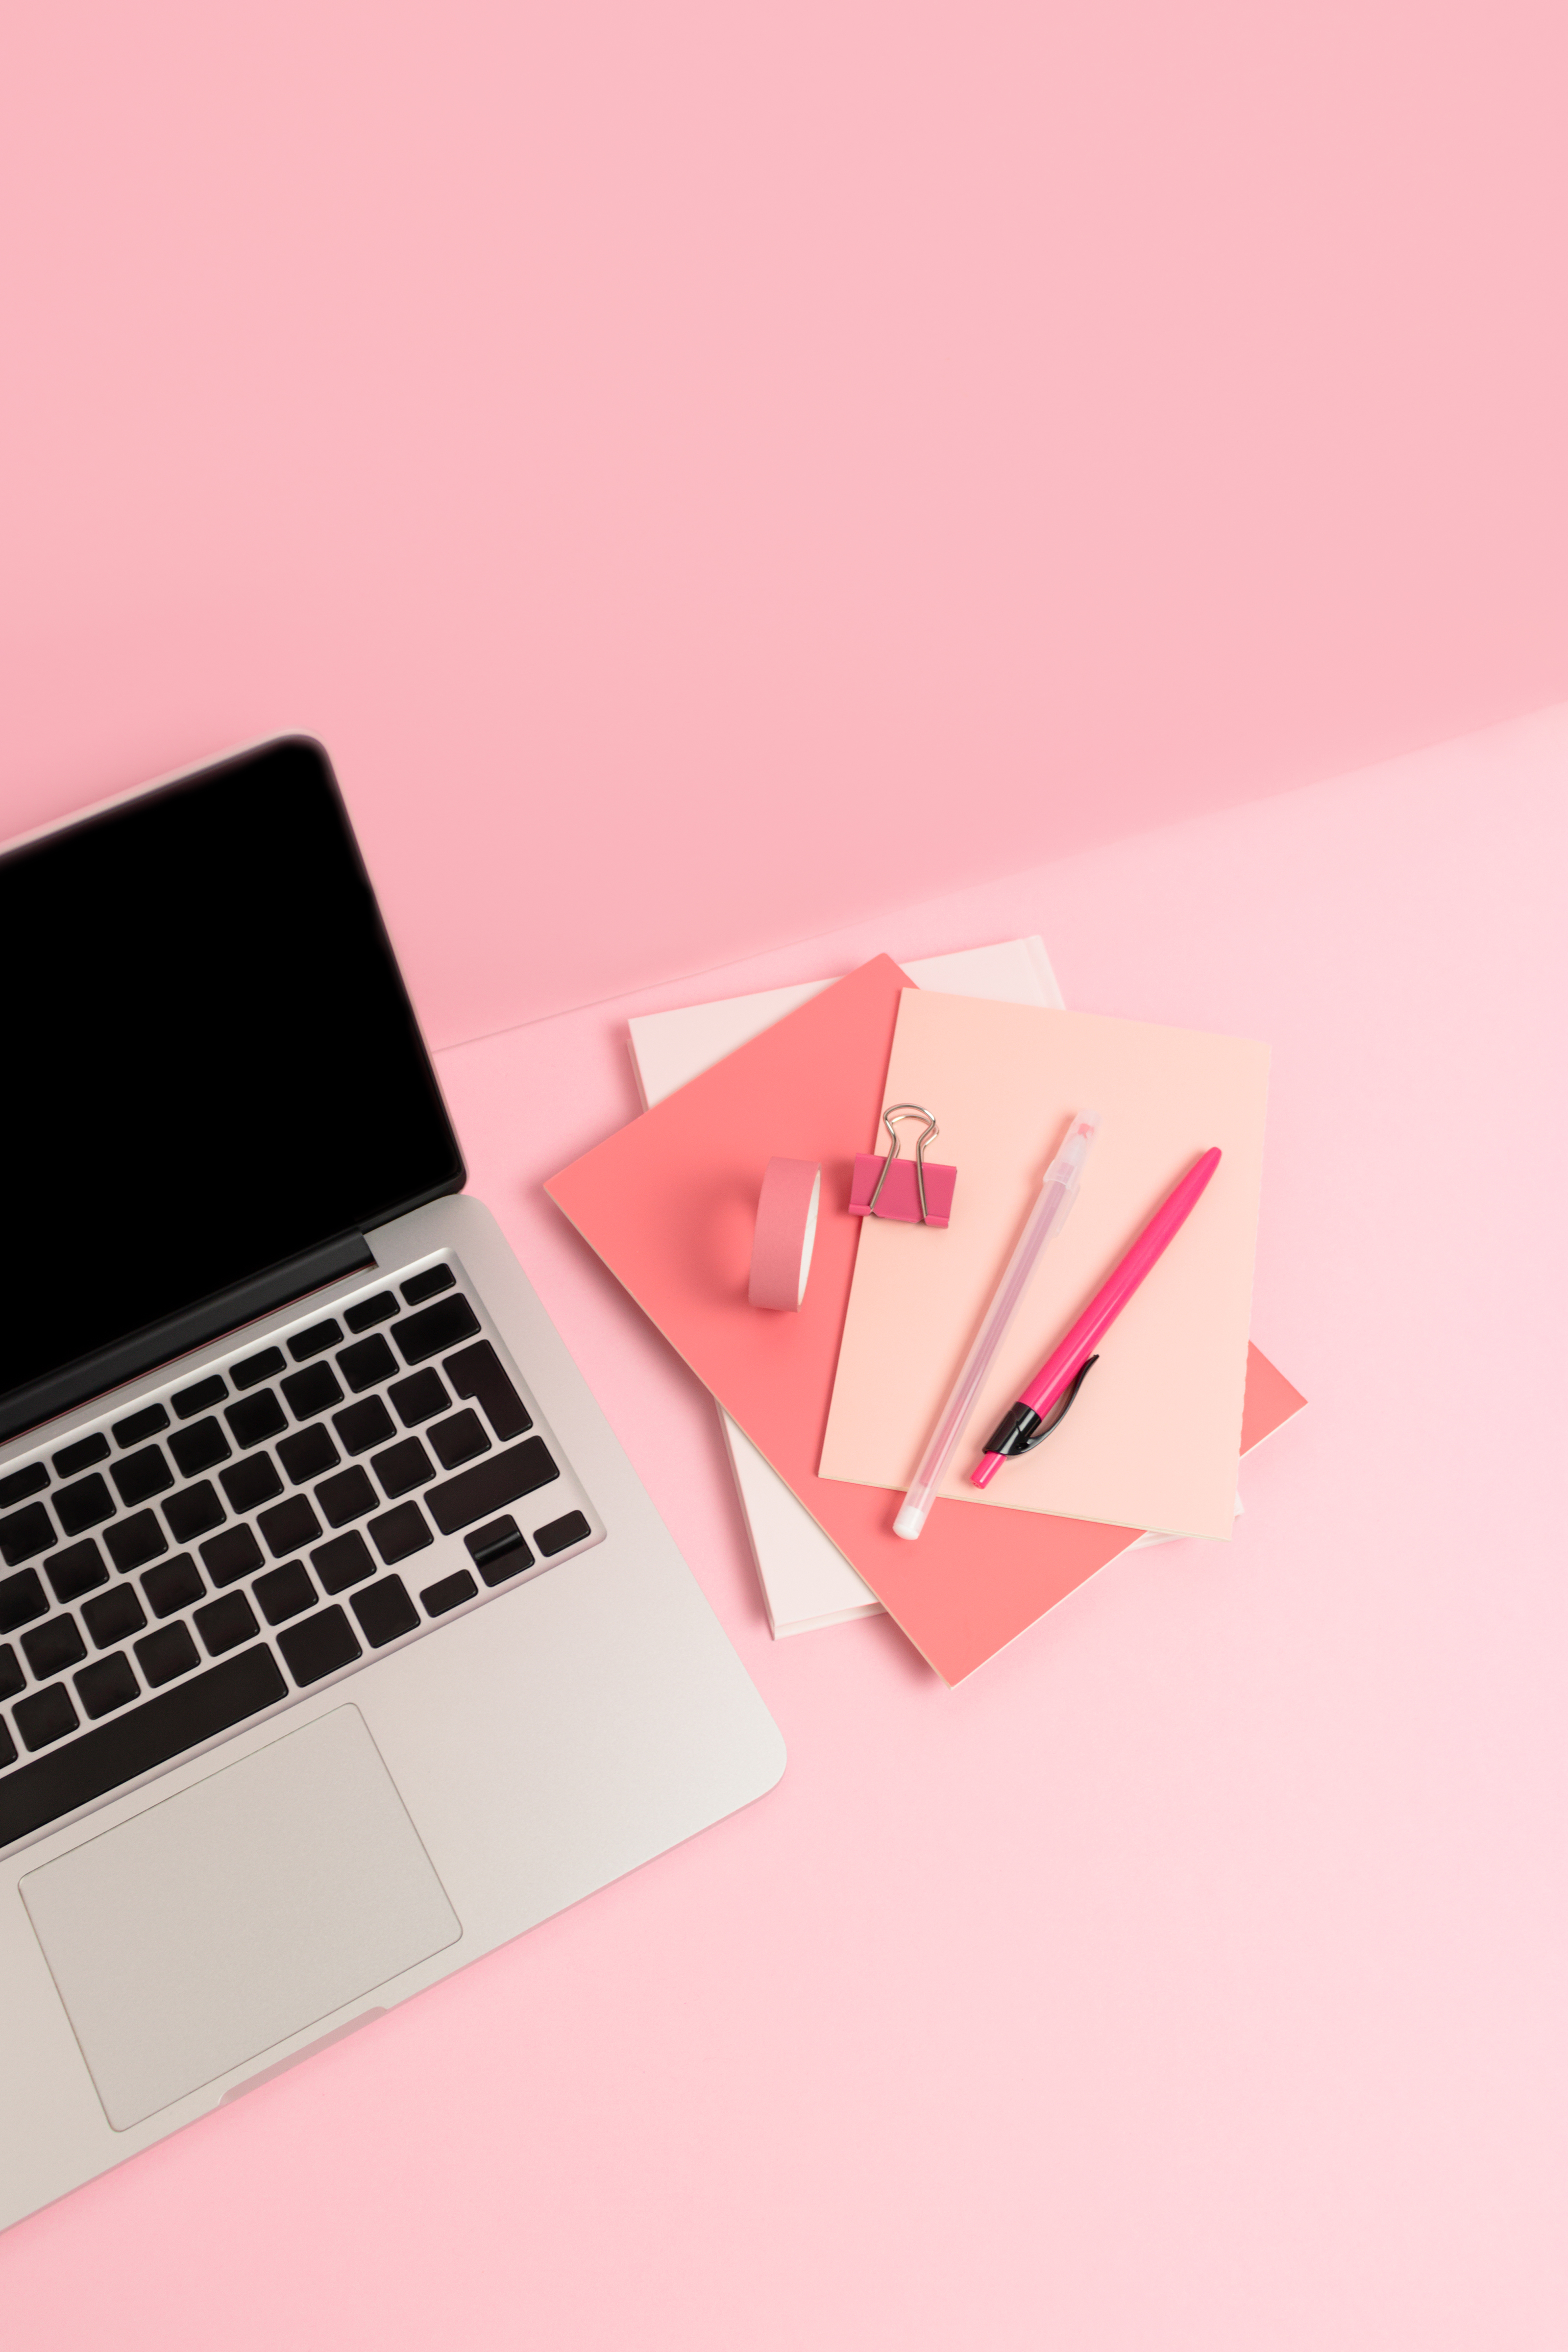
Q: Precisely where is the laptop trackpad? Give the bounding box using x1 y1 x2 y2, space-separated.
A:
20 1706 461 2132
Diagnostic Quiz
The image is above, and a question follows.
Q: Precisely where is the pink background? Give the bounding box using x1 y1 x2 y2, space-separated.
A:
2 0 1568 1044
1 4 1565 2340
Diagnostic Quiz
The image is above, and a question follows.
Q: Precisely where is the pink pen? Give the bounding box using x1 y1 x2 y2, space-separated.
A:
971 1145 1223 1488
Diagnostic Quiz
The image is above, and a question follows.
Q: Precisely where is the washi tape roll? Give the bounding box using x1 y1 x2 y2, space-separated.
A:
748 1157 822 1310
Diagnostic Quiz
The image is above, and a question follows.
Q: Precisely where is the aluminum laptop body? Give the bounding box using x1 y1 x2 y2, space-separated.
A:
0 739 784 2231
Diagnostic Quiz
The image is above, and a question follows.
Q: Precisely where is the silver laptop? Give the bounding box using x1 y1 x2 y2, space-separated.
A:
0 737 784 2230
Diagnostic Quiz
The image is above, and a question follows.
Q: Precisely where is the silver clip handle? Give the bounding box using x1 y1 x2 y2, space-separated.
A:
864 1102 940 1223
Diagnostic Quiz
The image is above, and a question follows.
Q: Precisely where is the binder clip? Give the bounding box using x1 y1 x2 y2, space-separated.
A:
849 1103 957 1227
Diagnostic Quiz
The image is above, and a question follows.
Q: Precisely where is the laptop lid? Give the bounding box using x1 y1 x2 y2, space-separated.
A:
0 737 465 1445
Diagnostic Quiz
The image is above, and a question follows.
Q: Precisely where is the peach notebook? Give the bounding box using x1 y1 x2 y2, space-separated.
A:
820 990 1271 1540
545 956 1304 1683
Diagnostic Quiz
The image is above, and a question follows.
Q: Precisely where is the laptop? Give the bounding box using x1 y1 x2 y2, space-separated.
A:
0 736 784 2230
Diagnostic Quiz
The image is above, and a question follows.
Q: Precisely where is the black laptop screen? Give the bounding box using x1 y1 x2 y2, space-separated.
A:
0 739 464 1423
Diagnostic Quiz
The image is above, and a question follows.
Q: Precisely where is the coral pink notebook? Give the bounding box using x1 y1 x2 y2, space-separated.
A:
546 956 1304 1683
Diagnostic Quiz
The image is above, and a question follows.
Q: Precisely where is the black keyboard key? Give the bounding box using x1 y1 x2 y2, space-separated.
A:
164 1481 226 1544
15 1683 78 1752
220 1455 283 1513
2 1501 58 1566
54 1433 109 1478
278 1606 361 1687
368 1502 432 1566
312 1530 378 1594
112 1444 174 1507
47 1539 109 1604
54 1475 115 1538
22 1615 86 1680
104 1511 168 1573
535 1510 593 1558
444 1343 532 1442
169 1416 231 1477
0 1718 12 1768
282 1362 343 1421
113 1403 170 1448
336 1333 397 1394
0 1464 48 1509
465 1517 533 1585
0 1568 50 1634
257 1495 320 1559
277 1425 340 1485
429 1409 490 1471
74 1653 139 1720
83 1585 147 1647
351 1575 419 1647
344 1291 398 1333
253 1562 317 1625
388 1370 448 1428
288 1319 343 1363
201 1524 264 1588
0 1644 23 1700
393 1294 480 1366
426 1440 560 1537
194 1592 258 1657
371 1438 433 1500
402 1265 455 1305
142 1554 205 1618
135 1622 200 1688
334 1396 397 1455
172 1373 227 1419
420 1568 477 1616
226 1390 288 1449
0 1645 287 1846
315 1467 378 1528
232 1347 286 1389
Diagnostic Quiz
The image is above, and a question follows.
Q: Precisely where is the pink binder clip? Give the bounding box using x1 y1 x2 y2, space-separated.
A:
849 1103 957 1227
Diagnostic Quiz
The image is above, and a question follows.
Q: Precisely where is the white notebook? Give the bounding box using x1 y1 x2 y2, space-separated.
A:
627 939 1064 1634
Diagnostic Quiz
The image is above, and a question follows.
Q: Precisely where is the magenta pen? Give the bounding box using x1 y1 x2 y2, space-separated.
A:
971 1145 1223 1489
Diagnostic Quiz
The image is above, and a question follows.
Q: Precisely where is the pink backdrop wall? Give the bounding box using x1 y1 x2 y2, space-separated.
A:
3 0 1568 1042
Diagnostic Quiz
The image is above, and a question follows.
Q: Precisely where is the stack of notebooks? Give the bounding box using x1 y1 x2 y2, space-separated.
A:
547 940 1305 1684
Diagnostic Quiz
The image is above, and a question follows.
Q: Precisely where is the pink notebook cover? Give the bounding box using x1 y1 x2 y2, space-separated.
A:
545 956 1305 1683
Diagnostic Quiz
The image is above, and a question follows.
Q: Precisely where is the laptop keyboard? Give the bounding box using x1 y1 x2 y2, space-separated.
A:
0 1262 601 1855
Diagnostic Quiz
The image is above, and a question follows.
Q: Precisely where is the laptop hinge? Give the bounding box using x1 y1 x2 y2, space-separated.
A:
0 1232 375 1448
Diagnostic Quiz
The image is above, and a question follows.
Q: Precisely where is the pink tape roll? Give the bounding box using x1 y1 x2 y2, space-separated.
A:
748 1156 822 1310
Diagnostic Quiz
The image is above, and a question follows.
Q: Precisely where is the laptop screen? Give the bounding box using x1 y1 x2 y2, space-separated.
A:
0 739 464 1431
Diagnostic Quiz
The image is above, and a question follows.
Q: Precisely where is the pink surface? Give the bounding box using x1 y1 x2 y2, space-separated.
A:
4 4 1568 1047
0 714 1564 2342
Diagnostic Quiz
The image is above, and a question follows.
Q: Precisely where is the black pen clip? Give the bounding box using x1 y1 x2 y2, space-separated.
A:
982 1355 1099 1459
